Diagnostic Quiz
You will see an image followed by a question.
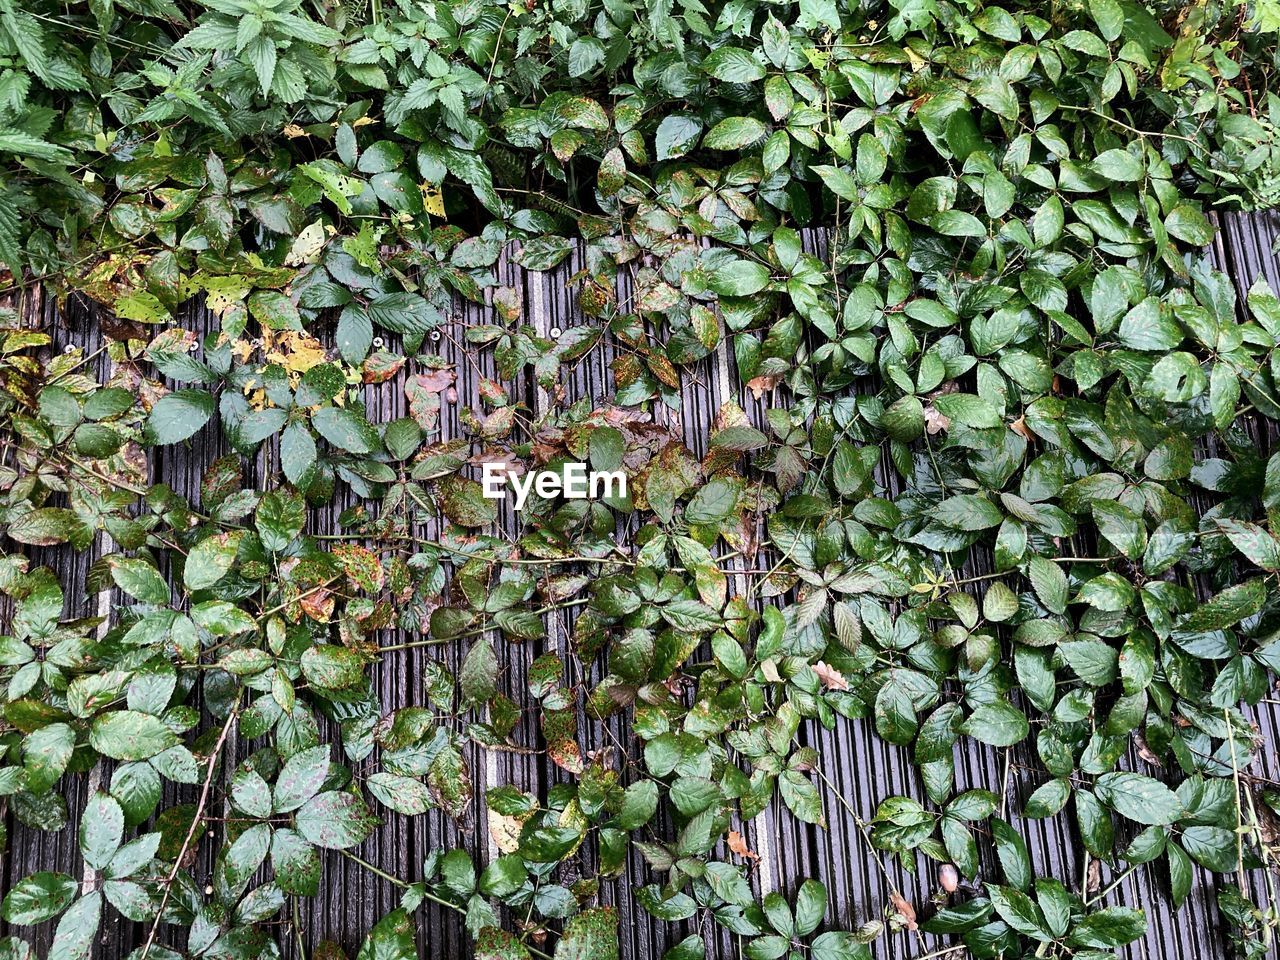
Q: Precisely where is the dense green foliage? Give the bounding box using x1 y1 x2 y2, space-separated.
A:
2 0 1280 957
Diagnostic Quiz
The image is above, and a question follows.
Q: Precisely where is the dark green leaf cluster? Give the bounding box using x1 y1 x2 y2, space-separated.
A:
1 0 1280 958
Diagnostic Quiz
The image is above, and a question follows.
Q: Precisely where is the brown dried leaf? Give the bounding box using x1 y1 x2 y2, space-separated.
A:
812 660 850 691
890 891 918 930
924 405 952 435
727 830 759 861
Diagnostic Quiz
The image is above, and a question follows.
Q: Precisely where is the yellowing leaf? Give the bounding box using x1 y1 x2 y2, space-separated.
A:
421 183 446 217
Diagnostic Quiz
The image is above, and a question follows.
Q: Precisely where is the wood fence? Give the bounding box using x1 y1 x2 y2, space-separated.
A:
2 212 1279 959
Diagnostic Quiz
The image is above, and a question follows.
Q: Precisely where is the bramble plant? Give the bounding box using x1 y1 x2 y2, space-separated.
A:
1 0 1280 958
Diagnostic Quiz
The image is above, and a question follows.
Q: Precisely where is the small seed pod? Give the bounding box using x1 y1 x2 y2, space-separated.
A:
939 864 959 893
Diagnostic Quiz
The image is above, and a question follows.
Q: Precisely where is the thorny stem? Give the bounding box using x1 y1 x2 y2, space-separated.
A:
49 344 108 383
376 597 592 652
813 764 920 941
257 577 342 621
140 704 240 960
1226 707 1250 894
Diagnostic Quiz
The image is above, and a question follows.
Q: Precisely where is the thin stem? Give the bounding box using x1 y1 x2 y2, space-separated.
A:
49 345 108 384
140 705 240 960
813 766 913 907
376 598 591 652
1083 861 1141 907
1056 104 1203 146
338 851 555 960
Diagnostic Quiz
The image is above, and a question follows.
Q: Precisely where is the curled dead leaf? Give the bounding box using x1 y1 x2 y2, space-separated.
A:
889 891 918 930
924 405 951 435
727 830 760 861
813 660 850 691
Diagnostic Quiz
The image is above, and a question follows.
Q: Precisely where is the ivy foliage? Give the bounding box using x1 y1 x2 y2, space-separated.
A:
2 0 1280 958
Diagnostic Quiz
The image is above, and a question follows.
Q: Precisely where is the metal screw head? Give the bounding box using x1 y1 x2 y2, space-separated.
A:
187 340 199 352
372 336 384 349
430 330 442 342
549 326 562 339
64 343 77 354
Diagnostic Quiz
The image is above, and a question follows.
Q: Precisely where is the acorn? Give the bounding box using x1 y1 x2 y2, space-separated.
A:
939 864 960 893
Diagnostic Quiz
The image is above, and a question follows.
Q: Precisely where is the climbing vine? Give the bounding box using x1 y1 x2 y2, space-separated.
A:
1 0 1280 958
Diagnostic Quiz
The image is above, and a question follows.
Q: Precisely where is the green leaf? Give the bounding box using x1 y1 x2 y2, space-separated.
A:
1026 557 1068 614
89 711 179 761
107 556 170 605
6 507 85 546
655 115 702 160
702 47 765 82
437 476 498 528
2 872 78 924
855 134 887 184
1215 518 1280 571
248 290 302 330
1165 202 1214 245
779 770 825 825
295 791 376 849
184 531 243 591
79 793 124 870
617 779 659 830
23 723 75 793
1093 148 1144 181
1067 907 1146 949
281 421 318 483
256 490 306 552
553 906 618 960
963 702 1029 747
300 644 366 690
1092 500 1146 559
460 638 498 704
338 306 374 364
813 164 860 202
1089 0 1125 39
811 932 871 960
708 260 771 297
273 745 330 813
794 879 827 936
703 117 766 150
477 928 533 960
1094 772 1184 825
357 908 417 960
710 424 769 451
144 390 215 444
47 891 100 960
987 884 1049 940
935 494 1003 531
312 406 380 455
